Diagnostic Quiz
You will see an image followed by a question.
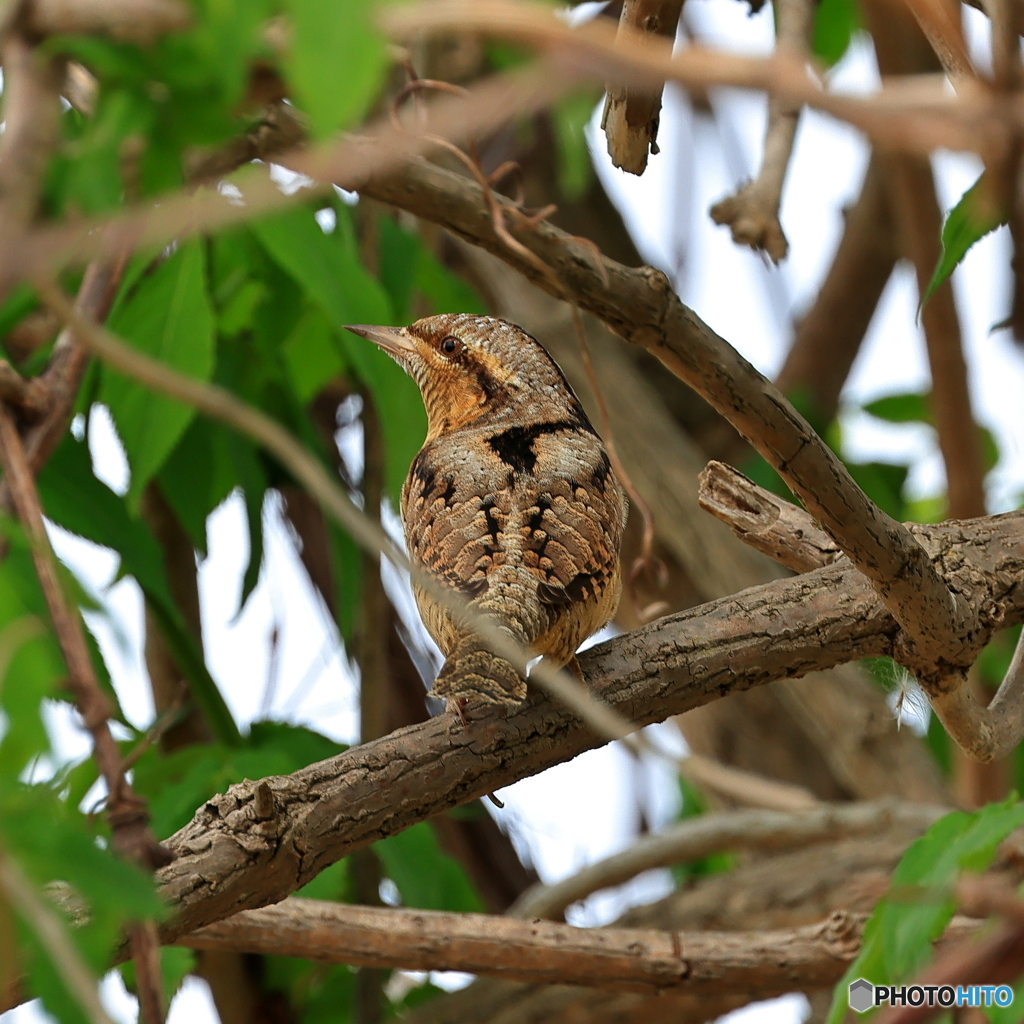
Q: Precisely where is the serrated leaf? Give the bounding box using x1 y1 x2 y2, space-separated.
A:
102 241 215 509
281 0 389 139
826 798 1024 1024
924 172 1006 308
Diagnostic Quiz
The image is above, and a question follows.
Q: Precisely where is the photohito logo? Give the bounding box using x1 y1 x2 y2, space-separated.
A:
848 980 1015 1012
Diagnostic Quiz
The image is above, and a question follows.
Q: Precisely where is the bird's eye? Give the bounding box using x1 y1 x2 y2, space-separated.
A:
439 335 461 356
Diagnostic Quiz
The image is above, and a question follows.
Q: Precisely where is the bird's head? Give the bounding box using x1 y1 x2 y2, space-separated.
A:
346 314 583 439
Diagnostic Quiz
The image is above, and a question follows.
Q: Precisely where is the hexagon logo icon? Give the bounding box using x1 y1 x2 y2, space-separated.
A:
849 979 874 1013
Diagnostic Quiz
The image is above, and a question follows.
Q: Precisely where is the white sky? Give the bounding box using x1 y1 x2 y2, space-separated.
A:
6 3 1024 1024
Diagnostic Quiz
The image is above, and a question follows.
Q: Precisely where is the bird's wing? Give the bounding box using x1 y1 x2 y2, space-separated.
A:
402 444 501 597
522 464 626 609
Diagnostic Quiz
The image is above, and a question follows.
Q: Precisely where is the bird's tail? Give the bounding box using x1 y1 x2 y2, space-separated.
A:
431 632 527 705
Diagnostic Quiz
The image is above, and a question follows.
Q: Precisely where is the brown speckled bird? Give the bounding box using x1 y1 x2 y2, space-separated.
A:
346 314 628 707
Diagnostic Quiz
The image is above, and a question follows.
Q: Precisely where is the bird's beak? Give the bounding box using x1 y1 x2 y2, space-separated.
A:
345 324 417 358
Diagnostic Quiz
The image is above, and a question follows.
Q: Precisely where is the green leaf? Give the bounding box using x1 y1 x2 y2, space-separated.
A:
812 0 860 66
282 302 347 403
375 822 483 912
281 0 389 138
924 172 1007 308
552 91 598 200
102 241 216 509
157 417 237 556
826 798 1024 1024
252 206 426 500
132 721 341 838
38 433 241 746
863 392 931 425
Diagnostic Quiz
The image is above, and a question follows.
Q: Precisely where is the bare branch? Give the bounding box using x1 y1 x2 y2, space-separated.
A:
132 505 1024 946
601 0 685 175
697 461 842 573
680 753 821 812
177 898 867 994
383 0 999 155
709 0 813 260
26 0 192 39
508 800 946 921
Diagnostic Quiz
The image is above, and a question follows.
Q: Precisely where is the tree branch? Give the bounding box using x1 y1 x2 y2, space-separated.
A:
709 0 812 261
697 461 842 573
176 898 866 994
356 155 977 668
0 403 169 1023
507 800 945 921
601 0 685 175
140 509 1023 943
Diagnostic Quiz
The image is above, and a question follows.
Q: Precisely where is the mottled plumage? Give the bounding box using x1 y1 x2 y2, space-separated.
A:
346 314 628 706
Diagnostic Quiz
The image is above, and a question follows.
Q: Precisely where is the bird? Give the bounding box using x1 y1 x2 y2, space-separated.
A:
345 314 628 709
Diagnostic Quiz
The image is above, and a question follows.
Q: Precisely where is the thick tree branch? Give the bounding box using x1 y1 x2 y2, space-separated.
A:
177 899 866 994
601 0 685 175
356 155 977 668
508 800 945 921
143 510 1024 944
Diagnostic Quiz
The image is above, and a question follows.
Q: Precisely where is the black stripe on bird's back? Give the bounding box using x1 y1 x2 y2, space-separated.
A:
486 421 582 475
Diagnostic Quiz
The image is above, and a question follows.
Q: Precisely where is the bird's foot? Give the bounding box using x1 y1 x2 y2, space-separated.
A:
448 697 470 728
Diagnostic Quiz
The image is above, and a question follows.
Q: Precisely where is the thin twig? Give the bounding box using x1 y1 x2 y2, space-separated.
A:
680 752 821 812
508 800 946 921
709 0 813 261
898 0 976 85
0 848 116 1024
